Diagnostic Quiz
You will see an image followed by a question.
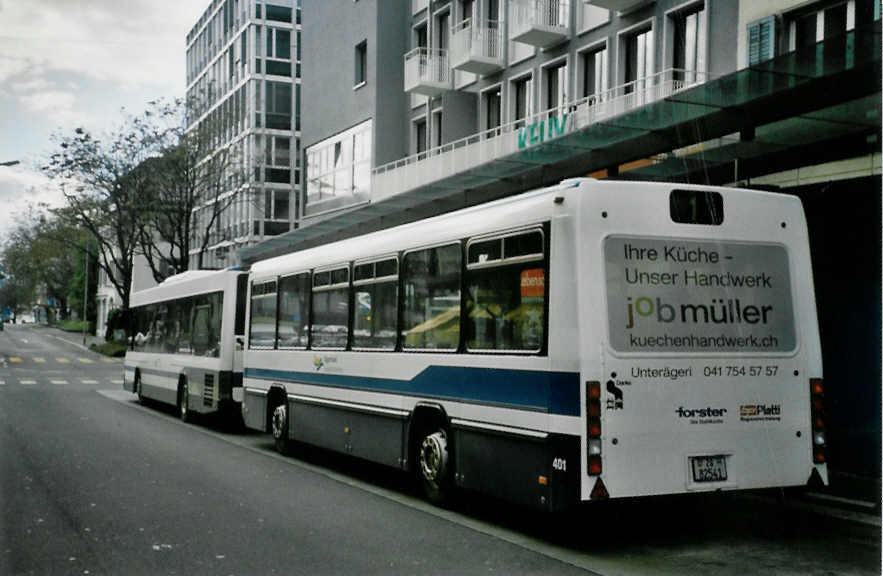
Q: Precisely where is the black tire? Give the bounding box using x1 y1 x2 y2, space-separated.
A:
417 427 453 505
178 379 192 423
271 401 291 455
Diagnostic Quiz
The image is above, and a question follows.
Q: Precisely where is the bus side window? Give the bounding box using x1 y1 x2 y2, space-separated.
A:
249 281 278 350
401 244 461 351
278 273 310 349
465 229 545 353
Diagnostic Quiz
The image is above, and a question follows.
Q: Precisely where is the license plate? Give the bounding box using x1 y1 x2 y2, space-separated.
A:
691 455 727 483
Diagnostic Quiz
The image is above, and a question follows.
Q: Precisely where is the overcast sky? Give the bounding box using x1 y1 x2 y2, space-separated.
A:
0 0 206 239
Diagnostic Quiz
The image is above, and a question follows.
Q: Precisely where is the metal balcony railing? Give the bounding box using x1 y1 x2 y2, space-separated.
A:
509 0 570 48
374 69 711 202
403 47 452 96
450 18 504 75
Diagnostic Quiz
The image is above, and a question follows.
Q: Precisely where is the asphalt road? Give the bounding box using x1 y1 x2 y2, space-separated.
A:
0 325 879 575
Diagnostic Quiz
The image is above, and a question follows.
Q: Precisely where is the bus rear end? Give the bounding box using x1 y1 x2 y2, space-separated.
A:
579 181 826 501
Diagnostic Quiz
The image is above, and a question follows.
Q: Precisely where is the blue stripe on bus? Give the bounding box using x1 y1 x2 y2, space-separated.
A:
244 366 581 416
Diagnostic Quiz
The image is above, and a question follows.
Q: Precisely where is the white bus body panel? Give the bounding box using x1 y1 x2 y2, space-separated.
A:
575 180 825 500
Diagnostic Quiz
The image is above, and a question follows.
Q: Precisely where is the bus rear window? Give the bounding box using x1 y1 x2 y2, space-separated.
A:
670 190 724 225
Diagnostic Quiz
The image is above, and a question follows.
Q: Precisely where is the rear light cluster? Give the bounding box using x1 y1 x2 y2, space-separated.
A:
810 378 826 464
587 381 602 475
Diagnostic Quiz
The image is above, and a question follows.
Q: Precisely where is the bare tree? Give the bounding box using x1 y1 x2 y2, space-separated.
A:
134 98 250 281
43 122 152 310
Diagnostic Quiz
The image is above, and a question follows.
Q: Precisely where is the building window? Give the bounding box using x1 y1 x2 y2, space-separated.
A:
414 118 427 157
581 45 607 100
355 40 367 86
432 109 443 148
624 25 653 97
484 86 502 135
786 0 868 52
543 60 568 118
512 75 533 128
670 3 706 84
747 15 776 65
305 119 372 214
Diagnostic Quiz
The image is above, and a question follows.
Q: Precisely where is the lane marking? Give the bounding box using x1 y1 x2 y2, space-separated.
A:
33 357 46 363
51 380 68 386
102 358 117 363
20 380 36 385
9 357 21 363
78 358 94 364
0 380 5 385
57 358 71 364
80 379 99 385
110 379 124 385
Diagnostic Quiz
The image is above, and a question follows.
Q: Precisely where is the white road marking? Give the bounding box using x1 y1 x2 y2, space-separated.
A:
78 358 94 364
51 380 68 386
33 357 46 363
57 358 71 364
20 380 36 385
80 379 99 385
110 379 124 385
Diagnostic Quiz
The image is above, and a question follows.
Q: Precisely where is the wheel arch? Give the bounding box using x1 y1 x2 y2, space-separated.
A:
406 402 450 473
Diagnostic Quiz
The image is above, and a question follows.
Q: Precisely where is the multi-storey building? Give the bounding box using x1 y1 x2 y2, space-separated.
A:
185 0 302 269
299 0 739 227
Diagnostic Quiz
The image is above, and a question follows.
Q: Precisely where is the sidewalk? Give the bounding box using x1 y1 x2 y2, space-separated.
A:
41 325 107 354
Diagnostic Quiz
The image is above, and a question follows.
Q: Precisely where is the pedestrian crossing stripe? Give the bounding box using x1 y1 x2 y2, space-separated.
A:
51 380 67 385
110 380 124 385
9 357 21 363
80 379 99 384
78 358 94 364
102 358 116 363
33 357 46 363
20 380 36 385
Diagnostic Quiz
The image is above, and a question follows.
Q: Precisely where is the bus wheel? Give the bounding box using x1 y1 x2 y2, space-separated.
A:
178 379 192 423
418 428 452 505
271 402 291 455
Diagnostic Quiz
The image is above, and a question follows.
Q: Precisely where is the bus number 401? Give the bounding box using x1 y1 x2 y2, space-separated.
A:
552 458 567 471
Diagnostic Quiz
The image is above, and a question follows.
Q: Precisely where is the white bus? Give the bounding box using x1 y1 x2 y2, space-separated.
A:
241 179 827 510
124 269 249 421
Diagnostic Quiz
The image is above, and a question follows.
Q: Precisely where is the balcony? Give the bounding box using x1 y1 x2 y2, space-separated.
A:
404 47 452 97
450 18 505 75
509 0 569 48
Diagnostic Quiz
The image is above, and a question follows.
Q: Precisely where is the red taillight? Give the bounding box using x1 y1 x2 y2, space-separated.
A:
810 378 826 464
588 455 603 476
587 381 602 476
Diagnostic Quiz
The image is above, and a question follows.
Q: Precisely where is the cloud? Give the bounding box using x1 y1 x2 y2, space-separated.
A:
0 165 65 240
